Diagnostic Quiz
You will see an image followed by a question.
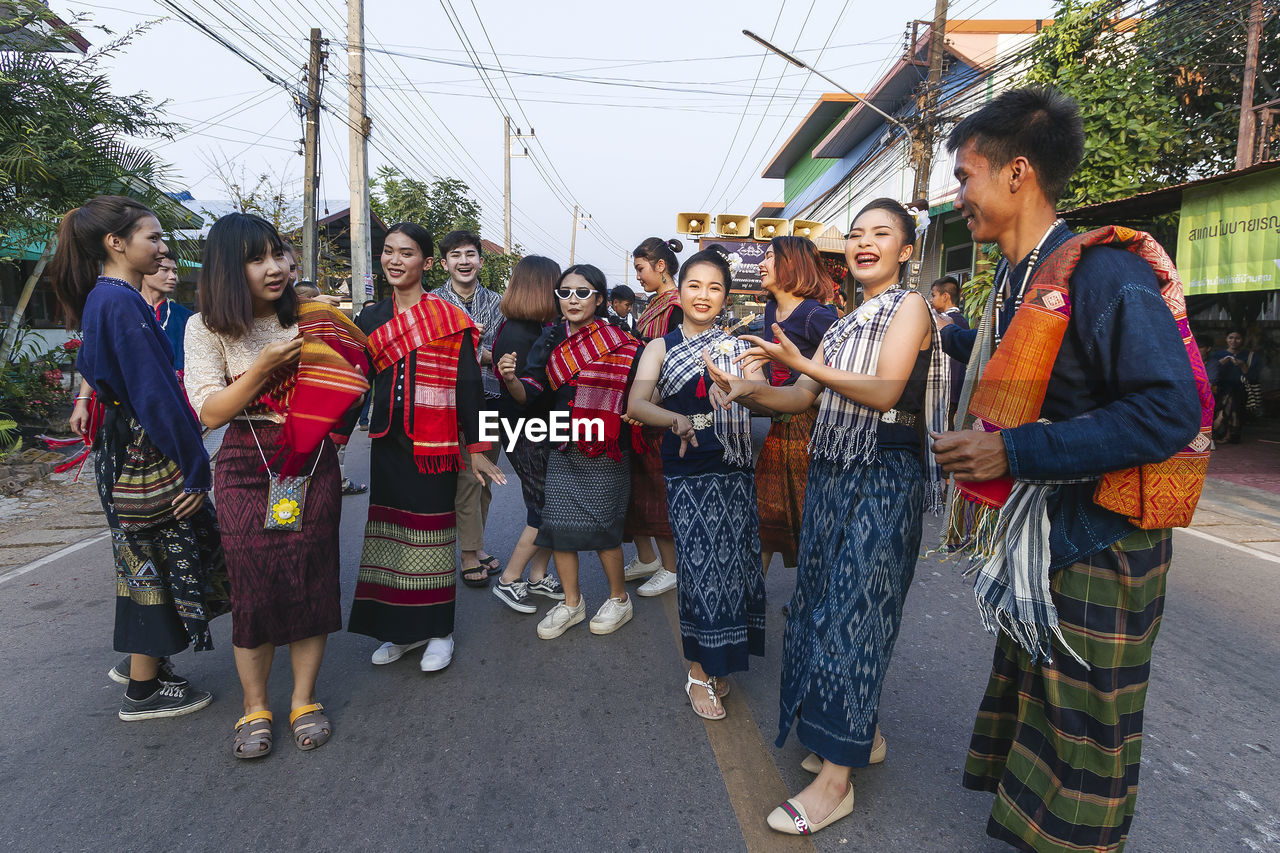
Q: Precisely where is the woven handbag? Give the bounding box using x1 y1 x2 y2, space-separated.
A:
111 424 184 532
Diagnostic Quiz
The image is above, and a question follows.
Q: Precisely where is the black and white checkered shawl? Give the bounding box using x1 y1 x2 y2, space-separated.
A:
432 281 503 397
657 327 753 467
809 286 949 512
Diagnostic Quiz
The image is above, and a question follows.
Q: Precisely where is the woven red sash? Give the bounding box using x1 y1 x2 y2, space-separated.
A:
635 289 679 341
367 295 475 473
954 226 1212 529
546 319 639 461
260 302 370 475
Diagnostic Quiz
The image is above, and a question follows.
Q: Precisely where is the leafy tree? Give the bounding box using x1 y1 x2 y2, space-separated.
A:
370 167 519 292
0 6 185 360
1025 0 1278 207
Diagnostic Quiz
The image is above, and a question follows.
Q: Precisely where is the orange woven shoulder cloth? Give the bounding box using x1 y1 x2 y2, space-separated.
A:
366 294 476 473
260 301 370 475
952 225 1213 532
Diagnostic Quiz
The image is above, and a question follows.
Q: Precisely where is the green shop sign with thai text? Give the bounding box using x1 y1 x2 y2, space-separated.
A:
1177 166 1280 295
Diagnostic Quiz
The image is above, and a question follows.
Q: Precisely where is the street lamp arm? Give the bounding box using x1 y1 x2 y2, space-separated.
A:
742 29 913 139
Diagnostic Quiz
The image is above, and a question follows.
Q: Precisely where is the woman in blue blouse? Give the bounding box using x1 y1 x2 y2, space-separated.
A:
49 195 226 722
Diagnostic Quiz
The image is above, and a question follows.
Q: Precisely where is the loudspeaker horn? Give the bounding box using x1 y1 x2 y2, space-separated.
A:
753 217 791 239
714 214 751 238
790 218 827 240
676 212 711 235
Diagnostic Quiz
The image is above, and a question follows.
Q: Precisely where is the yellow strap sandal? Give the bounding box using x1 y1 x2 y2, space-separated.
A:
289 703 331 751
233 710 273 760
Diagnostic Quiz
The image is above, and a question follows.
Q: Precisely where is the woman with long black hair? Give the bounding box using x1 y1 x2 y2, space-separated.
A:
49 195 226 722
185 212 368 758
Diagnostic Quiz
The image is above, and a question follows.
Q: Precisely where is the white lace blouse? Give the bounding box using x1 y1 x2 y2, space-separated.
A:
183 313 297 423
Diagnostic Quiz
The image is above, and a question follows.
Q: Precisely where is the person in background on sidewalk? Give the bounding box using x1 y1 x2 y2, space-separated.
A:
347 223 505 670
509 264 640 639
708 197 948 837
139 252 193 373
754 235 837 577
490 255 566 613
1210 330 1259 444
431 230 505 587
929 275 969 429
607 284 635 333
624 237 684 597
355 299 378 430
186 212 368 759
932 86 1208 853
51 195 227 722
627 247 765 720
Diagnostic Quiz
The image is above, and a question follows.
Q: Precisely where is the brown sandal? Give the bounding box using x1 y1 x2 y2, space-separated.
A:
290 703 331 751
233 710 273 759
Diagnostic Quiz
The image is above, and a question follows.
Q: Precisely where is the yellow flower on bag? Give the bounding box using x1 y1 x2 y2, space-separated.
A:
271 498 300 525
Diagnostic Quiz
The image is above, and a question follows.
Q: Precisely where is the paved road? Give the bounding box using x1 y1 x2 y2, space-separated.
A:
1 426 1277 852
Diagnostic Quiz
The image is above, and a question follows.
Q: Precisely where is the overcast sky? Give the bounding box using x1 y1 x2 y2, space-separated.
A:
56 0 1053 284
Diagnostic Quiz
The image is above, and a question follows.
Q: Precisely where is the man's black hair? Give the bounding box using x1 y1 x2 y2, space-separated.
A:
946 85 1084 203
439 229 483 257
610 284 635 302
930 276 960 305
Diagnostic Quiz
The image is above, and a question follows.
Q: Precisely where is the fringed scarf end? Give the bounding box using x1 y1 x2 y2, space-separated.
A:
415 452 462 475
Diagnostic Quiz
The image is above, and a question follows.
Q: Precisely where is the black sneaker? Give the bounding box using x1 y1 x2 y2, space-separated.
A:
118 682 212 721
108 656 189 689
526 574 566 601
492 580 537 613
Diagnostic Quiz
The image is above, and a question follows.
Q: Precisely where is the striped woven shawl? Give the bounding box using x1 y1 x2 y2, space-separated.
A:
636 289 679 341
546 319 639 461
260 302 369 475
367 295 476 473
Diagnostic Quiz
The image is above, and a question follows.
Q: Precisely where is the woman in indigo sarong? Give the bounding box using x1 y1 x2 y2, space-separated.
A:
627 247 766 720
708 198 948 836
347 223 505 671
622 236 683 597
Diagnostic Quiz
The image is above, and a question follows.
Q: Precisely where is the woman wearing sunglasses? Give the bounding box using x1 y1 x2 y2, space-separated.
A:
497 264 640 639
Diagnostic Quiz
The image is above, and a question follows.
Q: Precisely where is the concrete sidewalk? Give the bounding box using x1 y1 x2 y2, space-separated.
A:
1189 477 1280 559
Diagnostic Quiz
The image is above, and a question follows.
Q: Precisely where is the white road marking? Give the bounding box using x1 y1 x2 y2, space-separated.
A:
0 531 110 586
1178 527 1280 565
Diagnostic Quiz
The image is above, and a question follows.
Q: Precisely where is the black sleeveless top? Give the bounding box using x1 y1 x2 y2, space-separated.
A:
878 344 931 452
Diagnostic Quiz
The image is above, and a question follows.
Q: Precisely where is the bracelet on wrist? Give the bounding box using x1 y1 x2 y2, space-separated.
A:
74 395 92 401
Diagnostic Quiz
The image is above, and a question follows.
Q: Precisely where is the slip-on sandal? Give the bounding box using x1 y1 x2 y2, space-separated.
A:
479 555 501 576
801 726 885 773
232 710 273 760
461 566 489 588
289 703 331 751
766 783 855 835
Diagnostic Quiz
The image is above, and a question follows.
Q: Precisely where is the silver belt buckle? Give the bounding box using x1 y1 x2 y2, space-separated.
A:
690 412 714 430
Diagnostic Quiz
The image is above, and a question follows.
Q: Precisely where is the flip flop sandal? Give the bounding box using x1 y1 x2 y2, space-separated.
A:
289 703 331 751
341 479 368 496
479 555 501 576
685 670 726 721
461 566 490 588
232 710 274 760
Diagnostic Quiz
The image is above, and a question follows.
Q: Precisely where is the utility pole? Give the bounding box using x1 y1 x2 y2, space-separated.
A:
912 0 949 204
503 118 532 254
1235 0 1263 169
569 205 590 265
301 28 324 285
347 0 372 317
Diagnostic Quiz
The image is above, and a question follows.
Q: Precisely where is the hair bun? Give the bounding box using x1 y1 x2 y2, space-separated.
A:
666 238 683 253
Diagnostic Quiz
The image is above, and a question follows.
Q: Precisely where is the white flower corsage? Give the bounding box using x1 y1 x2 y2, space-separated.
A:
854 301 881 325
712 337 737 358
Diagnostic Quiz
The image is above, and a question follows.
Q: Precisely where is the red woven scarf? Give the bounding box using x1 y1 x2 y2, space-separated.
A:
635 288 679 340
260 302 370 475
546 319 639 461
950 226 1213 533
367 295 475 473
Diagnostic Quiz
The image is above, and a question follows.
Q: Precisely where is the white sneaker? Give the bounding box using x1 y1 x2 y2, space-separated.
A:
419 635 454 672
623 556 662 581
537 598 586 640
636 567 677 597
371 640 427 665
589 595 633 635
